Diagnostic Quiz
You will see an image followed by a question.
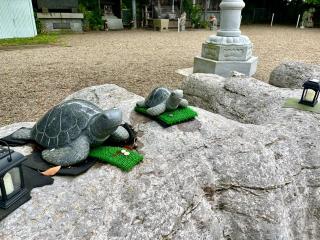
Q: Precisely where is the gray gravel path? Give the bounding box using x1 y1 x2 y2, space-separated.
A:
0 26 319 126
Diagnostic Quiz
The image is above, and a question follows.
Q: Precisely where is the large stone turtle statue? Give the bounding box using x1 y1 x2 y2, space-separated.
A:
136 87 188 116
11 99 129 166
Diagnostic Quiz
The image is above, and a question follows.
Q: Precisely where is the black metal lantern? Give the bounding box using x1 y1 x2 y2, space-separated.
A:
0 141 30 209
299 79 320 107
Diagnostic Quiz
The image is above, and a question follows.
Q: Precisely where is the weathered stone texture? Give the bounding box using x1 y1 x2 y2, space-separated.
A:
269 62 320 89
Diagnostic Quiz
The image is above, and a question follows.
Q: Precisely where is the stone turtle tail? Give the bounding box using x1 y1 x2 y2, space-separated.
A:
11 127 32 140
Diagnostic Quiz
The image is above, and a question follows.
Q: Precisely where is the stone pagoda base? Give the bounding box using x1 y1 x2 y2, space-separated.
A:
193 35 258 77
193 55 258 77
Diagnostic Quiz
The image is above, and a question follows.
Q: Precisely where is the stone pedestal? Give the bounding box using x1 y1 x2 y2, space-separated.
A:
37 13 84 32
102 16 124 30
201 41 252 61
193 0 258 77
194 56 258 77
153 19 169 31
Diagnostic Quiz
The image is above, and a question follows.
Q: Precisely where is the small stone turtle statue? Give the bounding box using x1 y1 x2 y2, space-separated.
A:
136 87 188 116
11 99 129 166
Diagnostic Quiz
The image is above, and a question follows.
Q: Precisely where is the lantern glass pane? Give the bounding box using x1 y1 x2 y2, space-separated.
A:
4 167 21 199
305 89 316 102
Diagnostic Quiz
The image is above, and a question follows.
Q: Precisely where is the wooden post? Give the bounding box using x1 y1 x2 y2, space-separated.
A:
271 13 274 27
145 5 148 26
97 0 101 16
204 0 208 21
120 0 123 19
296 14 300 28
172 0 174 13
158 0 161 16
132 0 137 28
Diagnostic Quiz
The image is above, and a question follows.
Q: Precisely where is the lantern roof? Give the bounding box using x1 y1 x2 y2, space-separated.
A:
0 150 26 176
303 79 320 91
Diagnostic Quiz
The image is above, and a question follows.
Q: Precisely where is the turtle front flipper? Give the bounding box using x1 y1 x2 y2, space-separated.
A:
11 128 32 140
146 103 166 116
179 99 189 108
136 100 146 107
110 126 130 142
42 135 90 166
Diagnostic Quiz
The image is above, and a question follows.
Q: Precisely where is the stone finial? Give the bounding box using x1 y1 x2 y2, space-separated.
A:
217 0 245 37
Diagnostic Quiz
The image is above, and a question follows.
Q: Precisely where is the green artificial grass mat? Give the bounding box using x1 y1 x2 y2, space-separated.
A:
283 98 320 114
89 146 143 172
135 106 198 126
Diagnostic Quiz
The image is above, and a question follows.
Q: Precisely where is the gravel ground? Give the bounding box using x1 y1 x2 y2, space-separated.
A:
0 25 319 126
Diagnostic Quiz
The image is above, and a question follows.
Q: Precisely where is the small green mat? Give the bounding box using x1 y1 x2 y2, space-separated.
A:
283 98 320 113
89 146 143 172
135 106 198 127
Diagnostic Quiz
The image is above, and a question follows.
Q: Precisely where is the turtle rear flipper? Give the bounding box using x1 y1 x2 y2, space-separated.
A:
147 102 166 116
11 128 32 140
42 135 90 167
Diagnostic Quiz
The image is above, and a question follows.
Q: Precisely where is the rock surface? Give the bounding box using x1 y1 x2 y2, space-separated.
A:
1 81 320 240
181 74 320 239
182 73 300 125
269 61 320 89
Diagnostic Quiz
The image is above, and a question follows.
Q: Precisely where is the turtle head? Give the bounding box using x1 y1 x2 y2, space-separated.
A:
171 89 183 100
90 107 122 140
167 89 183 108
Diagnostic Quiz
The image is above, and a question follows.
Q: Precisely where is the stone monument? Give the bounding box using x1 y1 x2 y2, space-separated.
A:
301 8 315 28
103 5 124 30
179 12 187 31
36 0 83 32
209 15 218 31
193 0 258 77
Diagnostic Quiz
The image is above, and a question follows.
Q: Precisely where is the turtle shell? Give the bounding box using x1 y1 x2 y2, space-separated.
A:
31 99 101 148
145 87 171 108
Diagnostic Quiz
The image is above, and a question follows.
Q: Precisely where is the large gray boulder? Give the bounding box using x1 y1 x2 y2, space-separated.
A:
269 61 320 89
1 82 320 239
182 73 300 124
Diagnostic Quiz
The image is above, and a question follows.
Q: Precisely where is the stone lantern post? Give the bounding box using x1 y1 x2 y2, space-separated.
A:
193 0 258 77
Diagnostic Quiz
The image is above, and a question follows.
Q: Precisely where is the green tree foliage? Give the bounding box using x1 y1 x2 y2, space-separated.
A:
78 0 103 30
78 0 100 10
304 0 320 4
182 0 202 27
191 4 202 27
182 0 193 17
